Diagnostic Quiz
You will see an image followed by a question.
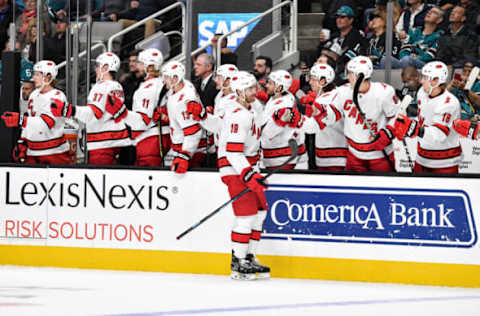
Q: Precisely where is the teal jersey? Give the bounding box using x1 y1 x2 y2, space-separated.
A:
399 27 442 62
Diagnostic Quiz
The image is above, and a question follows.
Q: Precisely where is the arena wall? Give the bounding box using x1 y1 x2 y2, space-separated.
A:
0 165 479 287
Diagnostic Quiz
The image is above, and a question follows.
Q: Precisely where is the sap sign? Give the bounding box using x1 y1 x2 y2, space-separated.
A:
263 185 477 248
198 13 261 54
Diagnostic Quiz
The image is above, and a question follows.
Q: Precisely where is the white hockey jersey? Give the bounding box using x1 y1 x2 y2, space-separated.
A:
302 89 347 167
217 101 261 177
326 82 398 160
74 80 131 150
125 77 164 145
261 93 306 168
415 88 462 168
22 88 70 156
165 80 205 156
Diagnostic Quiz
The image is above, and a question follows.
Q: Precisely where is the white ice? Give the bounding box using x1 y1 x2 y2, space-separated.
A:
0 265 479 316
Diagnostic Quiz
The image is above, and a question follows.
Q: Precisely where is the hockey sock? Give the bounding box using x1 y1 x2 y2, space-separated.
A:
231 215 256 259
248 210 267 256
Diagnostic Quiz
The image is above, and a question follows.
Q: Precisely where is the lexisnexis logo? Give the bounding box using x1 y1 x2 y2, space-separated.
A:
263 185 477 248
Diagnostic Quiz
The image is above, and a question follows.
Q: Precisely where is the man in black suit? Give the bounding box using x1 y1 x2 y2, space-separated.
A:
193 53 219 168
193 53 219 108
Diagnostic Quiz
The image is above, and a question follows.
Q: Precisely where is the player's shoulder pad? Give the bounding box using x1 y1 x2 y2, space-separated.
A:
434 91 460 113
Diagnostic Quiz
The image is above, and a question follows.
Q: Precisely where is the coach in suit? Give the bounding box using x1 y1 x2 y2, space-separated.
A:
193 53 219 108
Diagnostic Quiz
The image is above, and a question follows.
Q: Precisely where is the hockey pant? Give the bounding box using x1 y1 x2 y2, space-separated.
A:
346 151 395 172
88 147 121 165
24 152 72 165
414 162 458 174
135 135 162 167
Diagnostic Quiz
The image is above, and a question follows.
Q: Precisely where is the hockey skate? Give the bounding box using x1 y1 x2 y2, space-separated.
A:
231 253 256 280
246 253 270 279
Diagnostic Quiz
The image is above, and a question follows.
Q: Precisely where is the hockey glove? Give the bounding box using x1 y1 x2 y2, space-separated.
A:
106 94 128 123
171 150 190 174
305 102 328 129
153 106 169 125
12 138 28 163
370 127 395 151
300 91 318 106
1 112 27 128
287 107 304 128
453 119 479 140
51 99 76 118
186 101 207 121
240 166 268 194
273 108 297 127
394 114 424 141
255 90 269 103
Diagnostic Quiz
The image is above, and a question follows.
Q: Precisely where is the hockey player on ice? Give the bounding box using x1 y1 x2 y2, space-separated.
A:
300 63 347 171
217 71 270 280
312 56 398 172
50 52 131 165
262 70 307 169
1 60 71 164
105 48 167 167
395 61 462 173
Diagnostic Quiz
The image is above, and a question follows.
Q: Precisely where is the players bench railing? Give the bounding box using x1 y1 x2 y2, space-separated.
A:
187 0 299 71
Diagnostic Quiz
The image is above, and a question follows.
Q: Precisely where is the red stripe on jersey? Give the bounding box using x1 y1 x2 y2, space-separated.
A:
226 142 244 152
131 130 143 139
183 124 201 136
315 147 348 158
417 144 461 160
40 114 55 129
263 144 305 158
231 231 251 244
197 138 208 148
27 136 66 150
266 164 295 170
433 123 450 136
217 154 259 168
138 112 151 125
87 104 103 119
251 230 261 241
346 137 379 152
87 129 129 142
330 104 341 122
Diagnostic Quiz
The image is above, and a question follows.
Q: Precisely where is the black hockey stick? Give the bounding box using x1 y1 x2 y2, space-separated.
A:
352 73 395 171
176 139 298 240
397 95 414 172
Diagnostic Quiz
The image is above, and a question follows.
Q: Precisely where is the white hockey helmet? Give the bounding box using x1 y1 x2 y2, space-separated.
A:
33 60 58 80
269 70 293 93
421 61 449 84
162 60 185 81
230 71 257 94
346 56 373 79
96 52 121 73
216 64 238 80
138 48 164 71
310 63 335 85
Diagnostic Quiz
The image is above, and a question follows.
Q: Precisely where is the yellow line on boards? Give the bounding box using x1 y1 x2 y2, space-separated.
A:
1 245 479 288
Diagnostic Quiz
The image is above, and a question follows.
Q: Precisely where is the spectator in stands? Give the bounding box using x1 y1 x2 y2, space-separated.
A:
396 66 421 117
321 0 356 32
253 55 272 83
437 5 478 68
211 33 238 66
44 13 68 65
460 0 480 26
57 0 95 20
396 0 433 41
384 6 443 69
193 53 218 108
85 0 129 22
367 9 402 68
317 6 368 84
0 0 22 52
16 0 37 41
118 0 177 40
448 60 480 119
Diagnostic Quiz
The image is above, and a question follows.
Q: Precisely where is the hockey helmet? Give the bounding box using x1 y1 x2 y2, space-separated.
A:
138 48 164 71
269 70 293 93
33 60 58 80
421 61 449 84
346 56 373 79
162 61 185 81
216 64 238 80
230 71 257 93
96 52 121 73
310 63 335 85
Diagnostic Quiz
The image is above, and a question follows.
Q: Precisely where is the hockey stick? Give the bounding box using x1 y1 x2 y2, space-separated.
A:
464 67 479 91
352 73 396 171
397 95 414 172
176 139 298 240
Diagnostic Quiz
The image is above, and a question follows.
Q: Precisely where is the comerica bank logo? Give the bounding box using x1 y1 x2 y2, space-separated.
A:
263 185 477 248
